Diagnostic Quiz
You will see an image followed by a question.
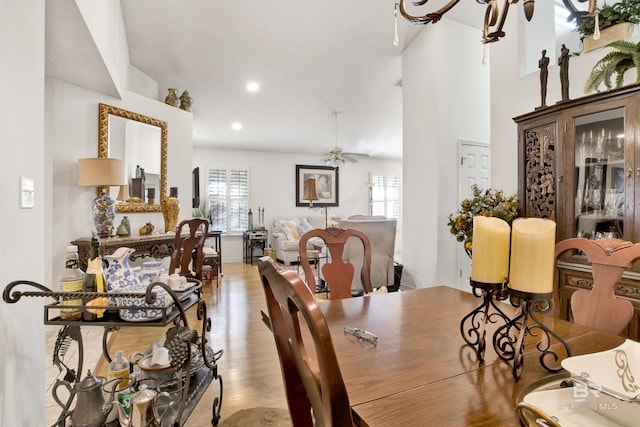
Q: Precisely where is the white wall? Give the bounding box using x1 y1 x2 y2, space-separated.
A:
0 1 46 425
402 19 490 289
193 147 402 261
45 0 194 288
49 81 194 290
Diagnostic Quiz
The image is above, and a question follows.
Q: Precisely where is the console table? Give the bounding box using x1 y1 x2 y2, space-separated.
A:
72 234 181 271
243 230 268 264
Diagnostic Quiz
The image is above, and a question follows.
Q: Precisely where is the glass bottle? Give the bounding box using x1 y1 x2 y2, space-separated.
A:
108 350 130 391
82 233 107 321
59 245 85 321
248 208 253 231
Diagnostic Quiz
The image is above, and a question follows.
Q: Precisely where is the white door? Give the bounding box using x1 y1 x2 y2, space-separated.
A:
456 141 490 291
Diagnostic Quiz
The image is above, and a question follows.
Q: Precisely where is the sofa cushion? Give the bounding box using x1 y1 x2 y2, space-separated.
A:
281 240 301 251
279 218 301 240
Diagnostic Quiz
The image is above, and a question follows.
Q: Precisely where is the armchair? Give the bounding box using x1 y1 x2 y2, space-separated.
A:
338 216 397 294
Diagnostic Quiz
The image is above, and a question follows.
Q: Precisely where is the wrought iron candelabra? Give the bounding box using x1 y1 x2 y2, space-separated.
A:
460 280 572 380
493 287 572 380
459 279 511 362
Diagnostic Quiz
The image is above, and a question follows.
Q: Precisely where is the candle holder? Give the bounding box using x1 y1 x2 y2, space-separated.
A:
460 279 511 362
492 287 572 380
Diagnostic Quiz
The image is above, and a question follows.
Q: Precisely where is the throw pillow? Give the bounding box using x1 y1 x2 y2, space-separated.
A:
279 219 300 240
297 217 314 235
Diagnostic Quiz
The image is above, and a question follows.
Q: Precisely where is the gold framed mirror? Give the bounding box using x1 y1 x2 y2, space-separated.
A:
98 103 167 213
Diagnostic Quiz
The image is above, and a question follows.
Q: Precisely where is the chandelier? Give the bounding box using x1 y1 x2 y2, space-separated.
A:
396 0 597 44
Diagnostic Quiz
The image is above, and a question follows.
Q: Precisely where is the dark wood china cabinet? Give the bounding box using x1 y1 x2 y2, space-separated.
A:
514 83 640 341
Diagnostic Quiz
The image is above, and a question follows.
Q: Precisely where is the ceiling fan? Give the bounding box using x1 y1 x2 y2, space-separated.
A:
323 112 369 166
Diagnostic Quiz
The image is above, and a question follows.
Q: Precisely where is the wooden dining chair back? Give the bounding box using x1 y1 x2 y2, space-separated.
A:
169 218 209 280
299 227 373 299
555 237 640 335
257 256 353 427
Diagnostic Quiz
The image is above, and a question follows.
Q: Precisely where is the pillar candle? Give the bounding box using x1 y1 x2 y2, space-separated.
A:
471 216 511 284
508 218 556 294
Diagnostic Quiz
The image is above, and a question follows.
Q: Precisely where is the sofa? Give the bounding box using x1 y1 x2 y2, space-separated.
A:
271 216 326 264
338 216 397 293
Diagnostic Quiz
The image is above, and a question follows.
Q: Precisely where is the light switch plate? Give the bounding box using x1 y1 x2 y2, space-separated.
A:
20 176 34 208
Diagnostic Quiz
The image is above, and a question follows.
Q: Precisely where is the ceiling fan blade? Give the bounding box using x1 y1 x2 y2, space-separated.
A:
343 152 370 157
342 154 358 163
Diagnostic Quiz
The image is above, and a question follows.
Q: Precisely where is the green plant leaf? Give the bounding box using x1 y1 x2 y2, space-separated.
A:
585 40 640 92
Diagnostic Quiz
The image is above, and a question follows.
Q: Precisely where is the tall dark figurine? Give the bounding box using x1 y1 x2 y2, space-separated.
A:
538 49 549 108
559 44 570 102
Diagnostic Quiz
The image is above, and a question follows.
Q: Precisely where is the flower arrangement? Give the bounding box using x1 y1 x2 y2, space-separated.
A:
447 185 519 254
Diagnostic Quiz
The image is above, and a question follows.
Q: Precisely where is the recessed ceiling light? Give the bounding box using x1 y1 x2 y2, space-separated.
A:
246 81 259 92
231 122 243 130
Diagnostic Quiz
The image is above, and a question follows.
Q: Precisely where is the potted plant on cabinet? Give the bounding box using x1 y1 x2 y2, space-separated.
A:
584 40 640 92
578 0 640 52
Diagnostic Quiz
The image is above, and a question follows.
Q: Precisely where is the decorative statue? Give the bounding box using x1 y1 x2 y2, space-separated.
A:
139 222 154 236
538 49 549 108
559 44 570 102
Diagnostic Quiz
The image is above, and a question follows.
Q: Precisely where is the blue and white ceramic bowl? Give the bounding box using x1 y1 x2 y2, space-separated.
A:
139 260 166 283
118 286 171 322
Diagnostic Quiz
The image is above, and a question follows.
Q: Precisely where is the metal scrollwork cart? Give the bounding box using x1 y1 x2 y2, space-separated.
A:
2 279 223 427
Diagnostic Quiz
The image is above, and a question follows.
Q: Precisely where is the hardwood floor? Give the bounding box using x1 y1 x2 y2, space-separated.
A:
94 262 289 426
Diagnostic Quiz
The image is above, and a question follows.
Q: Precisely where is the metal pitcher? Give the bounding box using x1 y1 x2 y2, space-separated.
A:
52 370 113 427
114 383 171 427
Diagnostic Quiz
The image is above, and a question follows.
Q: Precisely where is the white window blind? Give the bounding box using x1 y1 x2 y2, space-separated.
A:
370 173 399 220
208 168 249 233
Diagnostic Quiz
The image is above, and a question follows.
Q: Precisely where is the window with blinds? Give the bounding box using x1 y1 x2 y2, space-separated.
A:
208 168 249 233
370 173 399 220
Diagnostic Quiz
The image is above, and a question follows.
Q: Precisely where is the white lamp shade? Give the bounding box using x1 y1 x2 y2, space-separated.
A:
78 158 125 186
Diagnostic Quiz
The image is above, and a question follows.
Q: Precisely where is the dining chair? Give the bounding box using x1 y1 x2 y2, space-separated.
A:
257 256 353 427
299 227 374 299
169 218 209 281
555 237 640 336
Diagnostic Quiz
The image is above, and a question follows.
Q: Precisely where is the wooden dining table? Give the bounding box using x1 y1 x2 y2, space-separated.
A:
316 286 627 426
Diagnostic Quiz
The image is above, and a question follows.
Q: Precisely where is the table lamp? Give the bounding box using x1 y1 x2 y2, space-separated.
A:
78 158 125 237
303 177 328 228
302 177 319 207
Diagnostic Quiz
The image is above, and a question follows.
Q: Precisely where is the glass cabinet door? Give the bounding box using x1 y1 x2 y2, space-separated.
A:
573 108 625 239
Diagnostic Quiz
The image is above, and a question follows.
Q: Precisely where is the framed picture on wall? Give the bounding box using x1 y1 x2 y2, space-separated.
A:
296 165 339 207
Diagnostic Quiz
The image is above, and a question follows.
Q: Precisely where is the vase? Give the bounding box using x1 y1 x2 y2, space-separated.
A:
164 88 180 107
162 188 180 232
179 90 193 112
116 217 131 237
93 190 116 237
103 247 141 305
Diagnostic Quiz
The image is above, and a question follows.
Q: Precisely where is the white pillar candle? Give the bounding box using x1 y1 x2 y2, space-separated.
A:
508 218 556 294
471 216 511 284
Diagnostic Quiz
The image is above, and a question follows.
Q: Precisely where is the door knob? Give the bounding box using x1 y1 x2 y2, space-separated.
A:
628 168 633 178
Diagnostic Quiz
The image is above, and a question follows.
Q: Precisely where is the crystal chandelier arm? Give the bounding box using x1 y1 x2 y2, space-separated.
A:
398 0 461 25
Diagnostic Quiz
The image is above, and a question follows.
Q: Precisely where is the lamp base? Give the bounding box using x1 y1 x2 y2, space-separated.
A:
92 191 116 237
